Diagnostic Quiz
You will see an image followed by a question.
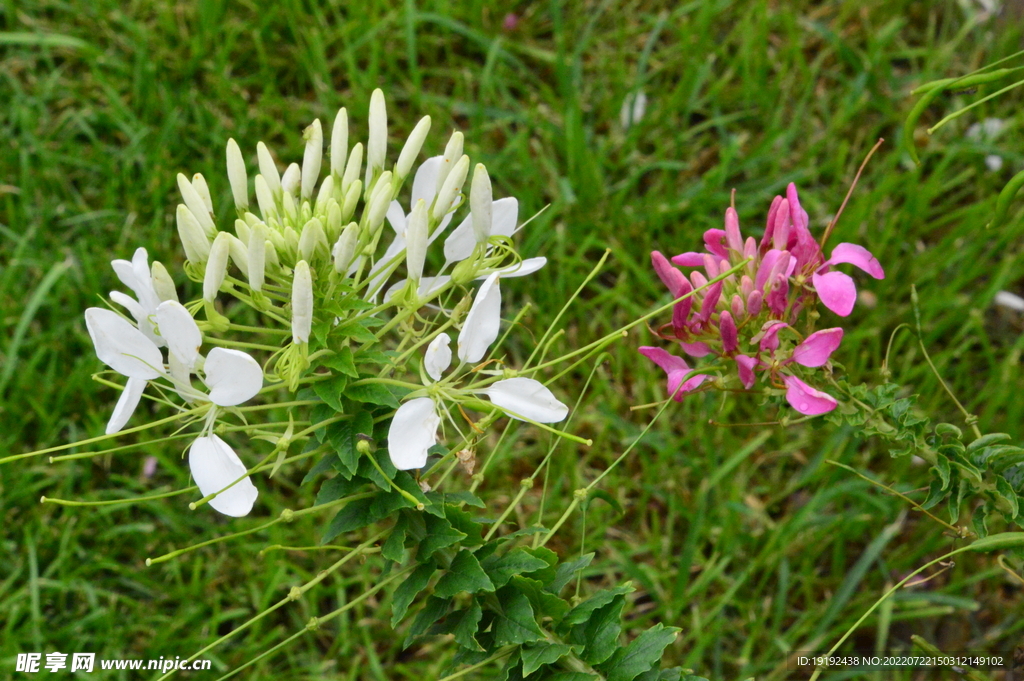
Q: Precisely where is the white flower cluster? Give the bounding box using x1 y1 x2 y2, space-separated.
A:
84 89 568 517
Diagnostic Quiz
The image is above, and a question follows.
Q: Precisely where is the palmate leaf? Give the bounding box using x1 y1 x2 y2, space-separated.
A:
321 490 410 543
521 642 574 676
510 576 571 623
548 553 595 594
492 587 545 646
482 547 552 588
597 623 680 681
568 594 626 665
419 513 468 558
392 562 437 626
434 550 495 597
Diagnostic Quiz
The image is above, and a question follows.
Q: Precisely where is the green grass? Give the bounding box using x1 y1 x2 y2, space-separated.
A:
2 0 1024 678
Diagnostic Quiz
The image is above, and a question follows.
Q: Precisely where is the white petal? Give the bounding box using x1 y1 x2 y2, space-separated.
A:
383 275 451 303
411 156 443 205
110 291 163 348
204 347 263 406
365 234 406 301
443 213 476 264
484 257 547 279
484 377 568 423
491 197 519 238
424 333 452 381
85 308 164 379
111 259 141 294
168 351 196 403
156 301 202 370
385 200 407 235
457 273 501 364
188 435 258 517
106 375 147 435
387 397 440 470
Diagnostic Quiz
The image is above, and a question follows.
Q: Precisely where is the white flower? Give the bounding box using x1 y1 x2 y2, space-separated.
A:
388 397 440 470
443 195 519 265
424 333 452 381
458 272 501 364
484 377 568 423
292 260 313 343
110 247 165 346
188 435 259 517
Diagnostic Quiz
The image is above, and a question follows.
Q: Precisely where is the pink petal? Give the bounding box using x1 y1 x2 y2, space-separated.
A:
828 243 884 279
703 228 729 259
812 270 857 317
760 195 783 252
719 311 737 353
651 251 688 297
735 355 758 389
672 293 693 333
698 282 722 324
755 249 784 292
772 199 790 250
766 274 789 316
671 252 706 267
679 342 712 358
724 207 743 252
638 346 706 401
759 321 788 353
786 183 809 233
783 375 838 415
703 253 720 279
791 328 844 367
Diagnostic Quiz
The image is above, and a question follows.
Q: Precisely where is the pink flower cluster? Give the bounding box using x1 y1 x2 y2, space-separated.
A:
639 183 884 415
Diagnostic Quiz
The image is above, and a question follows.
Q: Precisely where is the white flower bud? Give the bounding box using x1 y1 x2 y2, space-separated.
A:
256 141 282 196
435 131 464 194
365 175 394 232
248 222 266 292
326 199 342 240
301 119 322 201
176 205 211 264
332 222 358 273
264 238 280 269
315 174 334 214
281 190 298 224
470 164 492 245
405 199 428 283
343 142 363 195
281 162 301 197
233 218 251 247
226 138 249 211
283 225 300 259
395 116 431 181
366 89 387 188
341 179 362 222
254 174 276 219
298 217 329 262
204 232 232 302
227 233 249 279
291 260 313 344
178 173 216 238
331 108 348 178
243 212 262 227
432 155 469 223
150 261 179 303
192 173 214 214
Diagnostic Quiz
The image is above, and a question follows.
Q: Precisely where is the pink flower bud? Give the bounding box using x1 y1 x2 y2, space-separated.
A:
703 253 720 279
761 195 783 253
772 199 791 250
731 294 745 320
746 289 763 315
719 311 737 353
740 275 754 298
703 229 729 259
725 207 743 253
691 271 708 289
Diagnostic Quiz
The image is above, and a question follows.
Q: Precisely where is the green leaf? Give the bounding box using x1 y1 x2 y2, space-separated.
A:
434 550 495 597
345 381 401 408
588 489 624 516
548 553 595 593
310 402 336 443
598 623 680 681
570 596 625 665
483 548 552 588
323 347 359 378
563 586 634 626
444 506 485 546
302 451 339 485
337 320 379 343
406 595 450 645
450 600 484 651
996 476 1020 518
445 490 486 508
934 454 951 491
391 562 436 627
322 491 410 543
492 588 545 646
315 474 366 505
522 642 573 676
313 374 349 412
547 675 598 681
358 446 398 491
511 576 571 622
966 433 1012 453
419 514 467 558
381 514 409 563
328 412 374 477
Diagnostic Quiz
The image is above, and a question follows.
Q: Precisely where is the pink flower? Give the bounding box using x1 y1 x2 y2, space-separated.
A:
638 346 707 401
743 323 843 414
782 375 838 415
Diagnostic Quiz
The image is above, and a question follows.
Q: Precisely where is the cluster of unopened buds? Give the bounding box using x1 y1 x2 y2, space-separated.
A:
82 89 568 517
641 183 885 415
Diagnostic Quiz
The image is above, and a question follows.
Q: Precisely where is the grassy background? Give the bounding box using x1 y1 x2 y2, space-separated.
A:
2 0 1024 678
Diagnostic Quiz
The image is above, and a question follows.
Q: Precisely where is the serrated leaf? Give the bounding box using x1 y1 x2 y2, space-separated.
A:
598 623 679 681
322 491 410 543
323 347 359 378
510 576 571 622
563 586 634 626
392 562 437 626
493 588 545 646
522 642 573 676
434 550 495 597
382 514 409 562
445 506 485 546
420 514 467 557
569 596 625 664
547 674 598 681
328 412 374 477
445 490 486 508
310 402 336 443
405 595 450 645
972 498 995 538
451 600 484 651
315 474 366 505
483 548 552 588
337 320 379 343
967 433 1012 453
549 553 595 594
920 477 946 511
358 446 398 490
588 489 624 516
313 374 348 412
345 381 402 408
996 476 1020 518
934 454 950 491
934 423 962 440
302 451 340 485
